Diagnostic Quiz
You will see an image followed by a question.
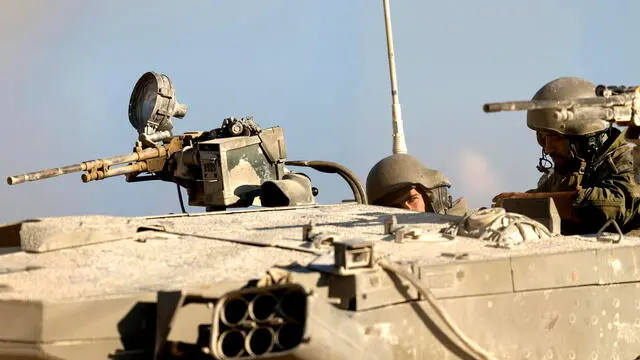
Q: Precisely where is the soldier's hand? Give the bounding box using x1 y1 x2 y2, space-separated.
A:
492 192 528 207
492 192 526 202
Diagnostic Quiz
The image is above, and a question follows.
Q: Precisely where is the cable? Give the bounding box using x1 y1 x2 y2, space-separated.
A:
376 258 497 360
139 227 324 256
176 184 187 214
285 160 367 204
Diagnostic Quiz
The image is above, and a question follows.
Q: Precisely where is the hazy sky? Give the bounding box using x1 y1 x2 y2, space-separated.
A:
2 0 640 223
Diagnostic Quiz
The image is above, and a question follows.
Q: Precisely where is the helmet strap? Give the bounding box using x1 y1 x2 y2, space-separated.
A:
536 149 553 174
569 127 612 165
420 185 453 214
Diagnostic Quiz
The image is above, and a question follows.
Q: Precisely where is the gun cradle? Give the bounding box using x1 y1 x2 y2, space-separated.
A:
174 127 288 209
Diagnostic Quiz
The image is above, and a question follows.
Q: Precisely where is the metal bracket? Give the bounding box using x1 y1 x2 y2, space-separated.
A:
441 221 460 240
302 222 339 248
333 239 375 274
596 219 623 243
383 216 422 243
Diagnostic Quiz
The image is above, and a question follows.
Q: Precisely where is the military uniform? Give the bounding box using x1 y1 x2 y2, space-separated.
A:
524 77 640 234
571 128 640 233
529 170 582 193
366 154 468 216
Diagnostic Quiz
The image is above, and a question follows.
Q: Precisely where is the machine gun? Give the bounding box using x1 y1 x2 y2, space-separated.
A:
482 84 640 144
6 71 366 211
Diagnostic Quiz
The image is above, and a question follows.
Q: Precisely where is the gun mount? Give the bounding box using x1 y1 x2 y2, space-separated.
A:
6 72 366 211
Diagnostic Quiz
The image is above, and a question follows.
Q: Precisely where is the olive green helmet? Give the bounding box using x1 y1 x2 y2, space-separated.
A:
366 154 451 211
527 77 611 136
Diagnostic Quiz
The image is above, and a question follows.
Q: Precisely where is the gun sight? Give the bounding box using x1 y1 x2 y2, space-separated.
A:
595 85 639 97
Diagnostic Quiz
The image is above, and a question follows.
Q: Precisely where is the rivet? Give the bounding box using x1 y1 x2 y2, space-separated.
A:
602 310 606 316
569 351 576 360
487 300 493 308
607 322 613 330
591 315 599 325
612 298 620 308
592 351 599 360
569 313 576 324
206 302 213 309
523 350 531 359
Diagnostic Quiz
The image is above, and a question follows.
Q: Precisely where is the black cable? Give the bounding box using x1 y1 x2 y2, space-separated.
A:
285 160 367 204
176 184 187 213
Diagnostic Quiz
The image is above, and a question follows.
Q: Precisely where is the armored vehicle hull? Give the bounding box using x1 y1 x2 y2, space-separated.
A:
1 203 639 360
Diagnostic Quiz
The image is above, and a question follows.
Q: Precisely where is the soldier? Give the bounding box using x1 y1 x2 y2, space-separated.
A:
366 153 467 216
526 134 584 193
493 76 640 234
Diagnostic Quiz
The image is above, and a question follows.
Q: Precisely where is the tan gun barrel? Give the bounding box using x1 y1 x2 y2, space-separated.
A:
7 164 86 185
7 145 169 185
483 93 634 114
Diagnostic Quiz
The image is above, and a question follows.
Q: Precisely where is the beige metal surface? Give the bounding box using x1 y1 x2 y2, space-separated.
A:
1 203 639 302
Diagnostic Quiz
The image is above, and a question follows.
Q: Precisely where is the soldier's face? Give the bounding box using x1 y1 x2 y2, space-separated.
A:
389 188 426 212
537 132 571 170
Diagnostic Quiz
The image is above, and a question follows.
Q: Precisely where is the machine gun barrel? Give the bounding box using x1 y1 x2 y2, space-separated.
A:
7 145 170 185
482 93 635 114
7 164 86 185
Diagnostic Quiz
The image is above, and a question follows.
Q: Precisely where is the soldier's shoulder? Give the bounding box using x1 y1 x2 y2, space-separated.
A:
607 142 634 174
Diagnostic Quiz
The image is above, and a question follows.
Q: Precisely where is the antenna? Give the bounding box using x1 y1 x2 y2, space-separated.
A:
382 0 407 155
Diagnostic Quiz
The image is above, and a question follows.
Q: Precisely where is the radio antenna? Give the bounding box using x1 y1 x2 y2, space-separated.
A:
382 0 407 154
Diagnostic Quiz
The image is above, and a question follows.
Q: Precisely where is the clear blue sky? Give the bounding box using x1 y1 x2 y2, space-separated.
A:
2 0 640 223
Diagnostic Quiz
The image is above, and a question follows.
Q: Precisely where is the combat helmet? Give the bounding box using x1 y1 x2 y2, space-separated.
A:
366 154 453 213
527 77 611 136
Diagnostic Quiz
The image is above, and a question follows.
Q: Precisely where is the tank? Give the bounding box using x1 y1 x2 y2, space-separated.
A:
2 69 640 360
3 2 640 358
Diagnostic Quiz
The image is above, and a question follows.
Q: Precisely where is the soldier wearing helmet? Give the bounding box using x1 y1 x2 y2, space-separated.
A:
494 76 640 234
366 154 467 216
